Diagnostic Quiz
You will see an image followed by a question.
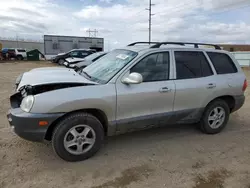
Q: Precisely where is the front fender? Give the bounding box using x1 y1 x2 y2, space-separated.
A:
31 84 116 122
50 98 113 118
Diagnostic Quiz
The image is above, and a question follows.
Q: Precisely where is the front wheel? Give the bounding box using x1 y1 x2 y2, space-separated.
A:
200 99 230 134
16 55 23 60
52 113 104 162
58 59 65 65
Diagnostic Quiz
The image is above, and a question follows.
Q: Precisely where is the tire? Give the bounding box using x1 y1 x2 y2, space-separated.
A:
74 67 80 72
17 55 23 60
200 99 230 134
52 113 104 162
58 59 65 65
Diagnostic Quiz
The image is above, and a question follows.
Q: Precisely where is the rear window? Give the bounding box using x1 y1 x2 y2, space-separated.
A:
17 49 26 52
207 52 237 74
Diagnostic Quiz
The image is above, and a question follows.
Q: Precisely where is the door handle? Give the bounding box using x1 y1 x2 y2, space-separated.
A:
159 87 171 93
207 83 216 89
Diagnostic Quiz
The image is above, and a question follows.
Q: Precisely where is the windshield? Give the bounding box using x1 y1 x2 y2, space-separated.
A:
84 52 105 61
81 49 137 84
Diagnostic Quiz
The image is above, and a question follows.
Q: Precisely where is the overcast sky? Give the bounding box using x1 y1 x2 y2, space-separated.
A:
0 0 250 50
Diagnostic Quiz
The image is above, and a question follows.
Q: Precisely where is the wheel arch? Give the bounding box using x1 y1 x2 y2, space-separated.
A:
57 58 65 64
16 54 23 60
205 95 235 112
45 109 109 141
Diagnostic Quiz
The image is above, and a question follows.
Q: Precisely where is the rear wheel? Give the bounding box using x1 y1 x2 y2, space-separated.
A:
52 113 104 162
200 99 230 134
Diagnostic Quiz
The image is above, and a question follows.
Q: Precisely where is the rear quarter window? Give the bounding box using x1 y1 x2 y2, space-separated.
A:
207 52 237 74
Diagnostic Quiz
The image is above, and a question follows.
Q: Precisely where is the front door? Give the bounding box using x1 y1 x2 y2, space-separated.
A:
115 51 175 134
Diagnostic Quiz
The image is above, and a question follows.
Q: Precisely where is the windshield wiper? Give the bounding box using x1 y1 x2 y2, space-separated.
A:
81 71 92 79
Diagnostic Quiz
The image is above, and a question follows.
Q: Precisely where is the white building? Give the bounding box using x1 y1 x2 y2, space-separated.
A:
0 39 44 53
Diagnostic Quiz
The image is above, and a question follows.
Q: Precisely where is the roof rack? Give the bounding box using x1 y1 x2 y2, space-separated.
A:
127 42 159 46
150 42 221 50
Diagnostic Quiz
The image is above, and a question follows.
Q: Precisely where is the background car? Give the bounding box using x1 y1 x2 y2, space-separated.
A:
51 49 94 65
64 51 107 70
1 48 17 60
1 48 27 60
14 48 27 60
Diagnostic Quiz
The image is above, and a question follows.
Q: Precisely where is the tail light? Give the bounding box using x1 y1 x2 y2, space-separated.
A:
242 79 248 92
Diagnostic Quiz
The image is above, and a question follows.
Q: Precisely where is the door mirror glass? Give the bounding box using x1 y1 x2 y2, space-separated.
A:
122 72 143 84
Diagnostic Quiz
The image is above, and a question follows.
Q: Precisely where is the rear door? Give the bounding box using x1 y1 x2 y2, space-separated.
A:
172 50 217 123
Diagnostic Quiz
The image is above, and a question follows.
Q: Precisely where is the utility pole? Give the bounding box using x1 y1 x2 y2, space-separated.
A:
16 33 19 48
86 29 98 37
146 0 155 43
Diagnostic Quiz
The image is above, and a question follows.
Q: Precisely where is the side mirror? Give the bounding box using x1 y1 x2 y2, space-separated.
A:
122 72 143 84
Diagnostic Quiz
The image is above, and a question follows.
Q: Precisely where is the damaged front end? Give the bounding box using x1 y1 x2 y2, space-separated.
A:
15 73 23 89
10 83 92 109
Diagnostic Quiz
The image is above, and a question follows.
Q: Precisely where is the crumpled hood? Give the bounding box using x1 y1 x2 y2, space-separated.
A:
17 69 97 90
66 57 85 63
15 67 74 86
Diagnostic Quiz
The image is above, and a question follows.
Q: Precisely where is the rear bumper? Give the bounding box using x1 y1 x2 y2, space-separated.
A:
7 108 64 142
232 95 245 112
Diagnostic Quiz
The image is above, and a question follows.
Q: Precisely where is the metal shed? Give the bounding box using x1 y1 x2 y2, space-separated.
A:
44 35 104 55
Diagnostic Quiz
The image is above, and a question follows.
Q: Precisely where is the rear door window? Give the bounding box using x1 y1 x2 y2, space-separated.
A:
174 51 213 79
207 52 237 74
80 51 91 57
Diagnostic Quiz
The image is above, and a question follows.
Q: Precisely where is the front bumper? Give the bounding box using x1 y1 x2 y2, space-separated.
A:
63 61 68 67
7 108 64 142
64 62 78 68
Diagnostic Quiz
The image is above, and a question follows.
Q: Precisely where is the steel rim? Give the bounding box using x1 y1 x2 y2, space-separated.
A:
208 106 226 129
63 125 96 155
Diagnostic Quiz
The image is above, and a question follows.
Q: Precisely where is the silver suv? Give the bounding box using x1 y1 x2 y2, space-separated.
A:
7 42 247 161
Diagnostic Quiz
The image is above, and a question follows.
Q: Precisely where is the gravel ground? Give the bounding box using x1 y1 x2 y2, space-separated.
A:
1 62 250 188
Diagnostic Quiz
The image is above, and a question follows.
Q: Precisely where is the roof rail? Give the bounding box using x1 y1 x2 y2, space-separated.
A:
150 42 221 50
127 42 159 46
